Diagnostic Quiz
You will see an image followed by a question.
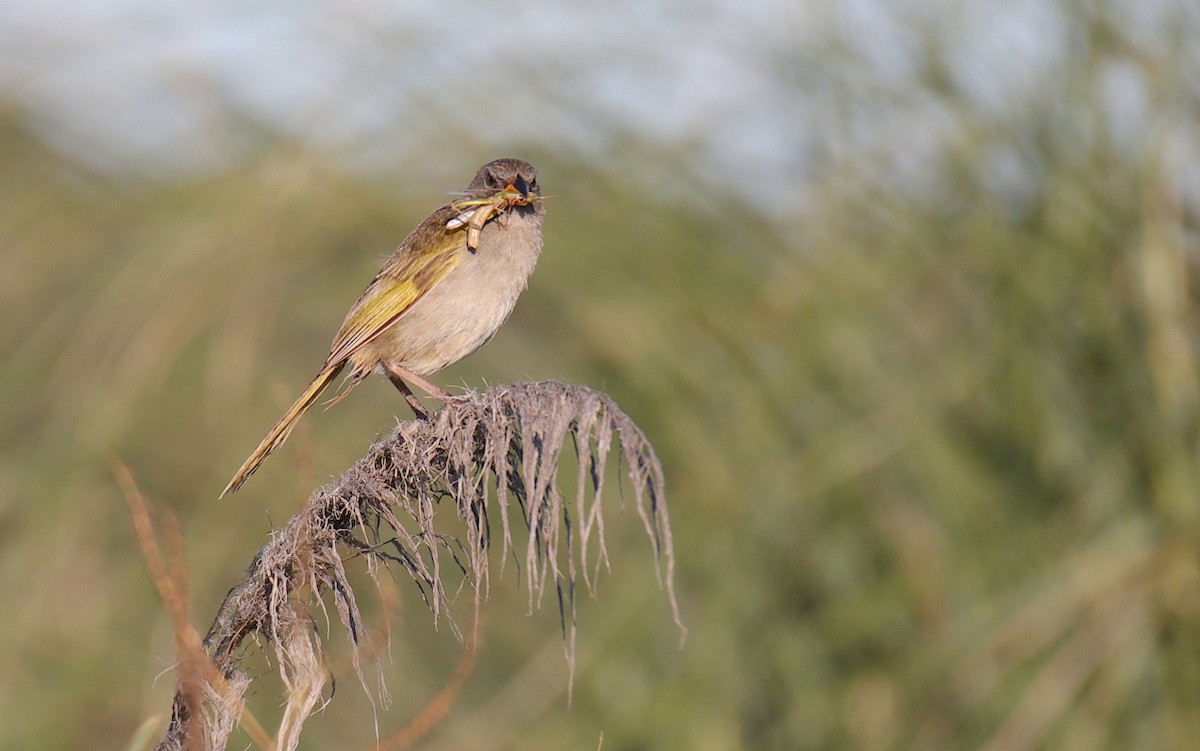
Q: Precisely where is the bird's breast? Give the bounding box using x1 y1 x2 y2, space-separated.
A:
354 211 543 376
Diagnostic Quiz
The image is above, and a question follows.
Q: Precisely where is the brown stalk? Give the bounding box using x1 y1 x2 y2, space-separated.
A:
149 381 682 751
113 460 274 751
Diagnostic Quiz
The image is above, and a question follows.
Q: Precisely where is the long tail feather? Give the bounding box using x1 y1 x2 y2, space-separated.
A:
221 363 346 497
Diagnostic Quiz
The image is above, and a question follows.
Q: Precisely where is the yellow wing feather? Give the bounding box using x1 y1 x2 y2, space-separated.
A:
327 210 468 368
221 206 471 496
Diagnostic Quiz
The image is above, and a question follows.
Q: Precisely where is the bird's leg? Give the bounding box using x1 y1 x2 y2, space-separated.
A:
381 362 451 419
383 369 431 419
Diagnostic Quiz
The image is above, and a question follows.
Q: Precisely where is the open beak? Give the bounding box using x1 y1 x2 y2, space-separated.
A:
506 175 531 199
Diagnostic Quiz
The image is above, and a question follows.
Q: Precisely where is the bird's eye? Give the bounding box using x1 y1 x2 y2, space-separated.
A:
484 173 501 188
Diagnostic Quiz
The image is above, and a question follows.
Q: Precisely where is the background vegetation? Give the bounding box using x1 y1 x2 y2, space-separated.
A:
1 1 1198 749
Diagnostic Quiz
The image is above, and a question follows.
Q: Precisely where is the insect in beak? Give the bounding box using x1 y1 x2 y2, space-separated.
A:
447 176 537 251
507 176 531 200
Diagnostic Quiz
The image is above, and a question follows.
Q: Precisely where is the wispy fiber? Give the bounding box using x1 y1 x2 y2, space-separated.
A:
155 381 682 751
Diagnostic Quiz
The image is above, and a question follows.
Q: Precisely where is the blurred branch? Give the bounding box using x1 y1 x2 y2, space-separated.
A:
371 607 483 751
113 460 272 751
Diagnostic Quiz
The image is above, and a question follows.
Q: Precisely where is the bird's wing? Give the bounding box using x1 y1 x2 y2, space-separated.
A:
326 205 468 366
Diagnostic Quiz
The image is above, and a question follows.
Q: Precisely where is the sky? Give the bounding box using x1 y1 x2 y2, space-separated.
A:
0 0 1189 213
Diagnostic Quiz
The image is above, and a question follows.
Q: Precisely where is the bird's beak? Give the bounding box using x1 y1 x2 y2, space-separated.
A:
507 175 531 199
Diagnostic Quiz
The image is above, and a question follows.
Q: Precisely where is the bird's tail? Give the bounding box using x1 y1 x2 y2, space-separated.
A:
221 362 345 497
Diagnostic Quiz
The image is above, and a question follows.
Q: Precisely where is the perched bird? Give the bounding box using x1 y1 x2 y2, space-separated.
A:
221 158 545 496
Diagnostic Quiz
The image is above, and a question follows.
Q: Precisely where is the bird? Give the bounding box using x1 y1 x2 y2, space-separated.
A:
221 158 545 497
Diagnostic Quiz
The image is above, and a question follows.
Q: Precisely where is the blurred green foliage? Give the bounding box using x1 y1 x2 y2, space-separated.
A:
2 4 1200 750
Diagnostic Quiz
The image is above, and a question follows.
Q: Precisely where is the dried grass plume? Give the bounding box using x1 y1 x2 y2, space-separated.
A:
154 381 683 751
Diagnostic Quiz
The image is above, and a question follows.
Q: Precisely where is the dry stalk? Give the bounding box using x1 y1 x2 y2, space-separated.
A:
155 380 683 751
